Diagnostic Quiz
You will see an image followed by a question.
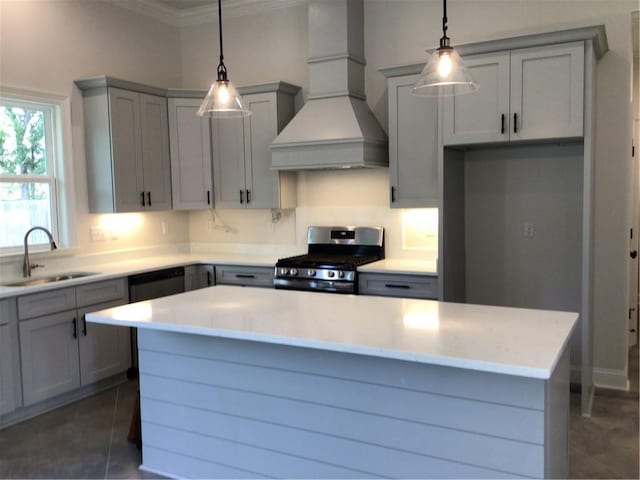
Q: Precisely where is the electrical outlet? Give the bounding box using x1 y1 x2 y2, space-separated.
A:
90 227 106 242
524 223 535 238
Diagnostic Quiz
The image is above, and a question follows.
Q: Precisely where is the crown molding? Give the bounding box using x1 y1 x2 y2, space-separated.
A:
106 0 308 28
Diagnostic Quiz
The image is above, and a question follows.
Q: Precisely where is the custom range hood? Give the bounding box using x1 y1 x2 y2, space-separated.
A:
270 0 388 170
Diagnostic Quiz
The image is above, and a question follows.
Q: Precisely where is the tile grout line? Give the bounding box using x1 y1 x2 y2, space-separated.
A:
104 385 120 480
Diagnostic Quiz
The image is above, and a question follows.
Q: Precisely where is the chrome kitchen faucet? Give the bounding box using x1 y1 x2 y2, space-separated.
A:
22 226 57 277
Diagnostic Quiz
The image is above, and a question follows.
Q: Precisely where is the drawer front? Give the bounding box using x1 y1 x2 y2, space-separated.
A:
0 298 17 326
358 273 438 299
76 278 128 308
215 266 274 288
18 288 76 320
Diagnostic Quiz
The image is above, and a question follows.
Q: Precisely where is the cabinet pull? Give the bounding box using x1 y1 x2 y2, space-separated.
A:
147 191 152 206
385 283 411 289
235 274 255 279
239 189 244 204
390 186 396 203
82 315 87 336
207 190 211 205
513 113 518 133
206 270 212 286
246 190 251 203
72 317 78 339
140 192 146 206
501 114 505 134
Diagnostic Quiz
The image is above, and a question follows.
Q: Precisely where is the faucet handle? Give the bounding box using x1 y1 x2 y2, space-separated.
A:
30 263 45 271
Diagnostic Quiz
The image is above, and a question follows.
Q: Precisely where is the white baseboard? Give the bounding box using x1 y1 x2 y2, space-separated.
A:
570 365 630 391
593 367 630 391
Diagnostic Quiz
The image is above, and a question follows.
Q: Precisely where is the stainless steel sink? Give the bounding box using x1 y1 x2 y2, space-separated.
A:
2 272 99 287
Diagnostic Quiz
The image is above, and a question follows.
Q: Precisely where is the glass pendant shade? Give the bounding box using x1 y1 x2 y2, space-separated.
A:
412 0 478 97
412 48 478 97
197 78 250 118
197 0 250 118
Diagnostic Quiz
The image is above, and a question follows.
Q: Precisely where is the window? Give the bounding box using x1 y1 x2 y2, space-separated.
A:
0 88 74 253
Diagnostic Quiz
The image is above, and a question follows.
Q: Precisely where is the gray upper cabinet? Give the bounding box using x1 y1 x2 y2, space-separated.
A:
444 42 584 146
212 82 300 209
168 95 213 210
0 298 21 416
76 77 172 213
382 71 439 208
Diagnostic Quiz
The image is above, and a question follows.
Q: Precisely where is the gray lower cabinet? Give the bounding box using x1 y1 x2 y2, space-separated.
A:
0 298 20 416
185 265 215 291
380 67 439 208
77 300 130 386
215 265 274 288
17 278 129 407
359 273 438 300
19 310 81 406
212 82 299 209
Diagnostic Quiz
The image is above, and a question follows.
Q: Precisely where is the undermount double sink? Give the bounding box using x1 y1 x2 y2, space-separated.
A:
2 272 99 287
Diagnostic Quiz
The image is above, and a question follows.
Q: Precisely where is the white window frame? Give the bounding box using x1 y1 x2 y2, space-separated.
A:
0 86 76 256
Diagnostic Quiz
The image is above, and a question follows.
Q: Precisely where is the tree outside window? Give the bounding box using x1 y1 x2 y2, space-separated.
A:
0 100 58 250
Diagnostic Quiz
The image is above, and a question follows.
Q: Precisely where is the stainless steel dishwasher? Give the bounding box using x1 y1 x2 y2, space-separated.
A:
127 267 185 377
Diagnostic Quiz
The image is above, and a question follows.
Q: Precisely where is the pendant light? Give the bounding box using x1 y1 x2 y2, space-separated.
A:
197 0 250 117
412 0 478 97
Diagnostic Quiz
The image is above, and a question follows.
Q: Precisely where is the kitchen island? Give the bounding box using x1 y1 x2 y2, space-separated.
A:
87 286 577 479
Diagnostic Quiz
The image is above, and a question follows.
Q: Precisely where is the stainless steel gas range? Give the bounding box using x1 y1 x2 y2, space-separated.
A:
274 226 384 294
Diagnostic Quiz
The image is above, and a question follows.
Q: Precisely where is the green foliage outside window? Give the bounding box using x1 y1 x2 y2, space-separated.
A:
0 106 47 199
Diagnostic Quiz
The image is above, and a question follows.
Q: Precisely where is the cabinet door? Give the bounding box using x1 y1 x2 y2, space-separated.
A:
388 74 439 207
0 299 20 416
20 311 80 406
77 300 130 386
139 93 172 211
168 98 213 210
443 52 510 146
108 87 145 212
184 265 215 291
212 116 247 208
243 93 281 209
510 42 584 141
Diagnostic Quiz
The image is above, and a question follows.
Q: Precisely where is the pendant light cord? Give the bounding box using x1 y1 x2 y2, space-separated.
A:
440 0 450 49
216 0 227 81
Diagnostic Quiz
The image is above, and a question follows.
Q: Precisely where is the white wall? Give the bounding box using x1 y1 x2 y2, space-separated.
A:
180 0 637 387
0 0 189 268
0 0 634 387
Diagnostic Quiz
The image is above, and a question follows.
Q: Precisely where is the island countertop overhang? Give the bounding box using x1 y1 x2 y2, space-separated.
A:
86 286 578 380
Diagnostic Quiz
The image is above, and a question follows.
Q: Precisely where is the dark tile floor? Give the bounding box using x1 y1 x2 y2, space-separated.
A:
0 347 638 479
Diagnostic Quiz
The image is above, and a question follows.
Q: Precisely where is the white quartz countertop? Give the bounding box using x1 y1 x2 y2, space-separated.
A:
0 252 283 299
359 259 437 275
0 252 439 299
87 286 577 379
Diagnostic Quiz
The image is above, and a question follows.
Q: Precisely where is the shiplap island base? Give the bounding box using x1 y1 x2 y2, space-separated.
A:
86 286 577 479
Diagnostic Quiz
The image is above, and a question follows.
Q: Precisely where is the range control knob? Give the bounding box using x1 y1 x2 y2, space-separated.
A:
327 271 335 278
278 267 288 275
338 271 345 278
307 269 317 277
289 268 298 276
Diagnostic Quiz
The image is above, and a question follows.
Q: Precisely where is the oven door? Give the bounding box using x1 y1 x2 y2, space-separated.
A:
274 277 355 294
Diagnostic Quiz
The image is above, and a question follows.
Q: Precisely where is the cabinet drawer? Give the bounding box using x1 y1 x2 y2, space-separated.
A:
215 265 274 288
18 288 76 320
76 278 128 308
358 273 438 299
